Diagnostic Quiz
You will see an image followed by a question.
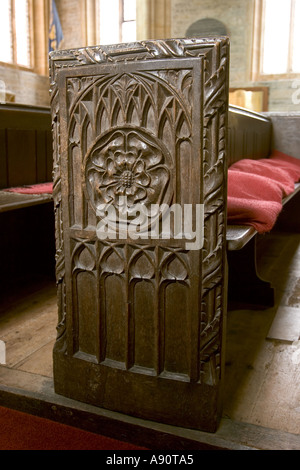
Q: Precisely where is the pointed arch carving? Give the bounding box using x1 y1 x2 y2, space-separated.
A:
50 37 230 432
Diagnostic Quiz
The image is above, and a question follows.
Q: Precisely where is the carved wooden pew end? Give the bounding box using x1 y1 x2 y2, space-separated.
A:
50 37 230 433
50 37 300 433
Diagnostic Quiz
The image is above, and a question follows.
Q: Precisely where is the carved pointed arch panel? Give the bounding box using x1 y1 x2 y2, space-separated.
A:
50 37 229 433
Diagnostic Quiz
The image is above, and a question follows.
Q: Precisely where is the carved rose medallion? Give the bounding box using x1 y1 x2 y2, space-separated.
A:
84 127 173 229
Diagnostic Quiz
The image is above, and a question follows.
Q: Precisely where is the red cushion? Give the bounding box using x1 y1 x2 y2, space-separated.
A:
227 151 300 233
2 182 53 194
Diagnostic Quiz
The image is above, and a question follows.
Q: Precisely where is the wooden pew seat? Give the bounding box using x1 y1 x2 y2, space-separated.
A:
0 104 55 294
0 103 53 212
0 188 52 213
225 105 300 308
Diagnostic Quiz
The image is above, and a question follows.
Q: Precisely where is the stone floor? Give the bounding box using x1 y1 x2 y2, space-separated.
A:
0 230 299 448
224 231 300 435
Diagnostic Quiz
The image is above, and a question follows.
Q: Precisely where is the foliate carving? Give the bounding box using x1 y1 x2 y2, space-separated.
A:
200 38 228 384
51 85 66 347
49 38 227 82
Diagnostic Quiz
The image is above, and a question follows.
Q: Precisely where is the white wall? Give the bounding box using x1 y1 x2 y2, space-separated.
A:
171 0 300 112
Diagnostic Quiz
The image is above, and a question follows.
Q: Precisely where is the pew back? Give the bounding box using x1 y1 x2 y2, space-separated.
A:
0 103 52 190
228 105 272 166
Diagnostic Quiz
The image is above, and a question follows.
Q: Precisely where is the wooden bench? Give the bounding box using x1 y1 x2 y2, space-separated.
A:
0 103 55 295
226 106 300 308
0 103 53 212
49 37 300 434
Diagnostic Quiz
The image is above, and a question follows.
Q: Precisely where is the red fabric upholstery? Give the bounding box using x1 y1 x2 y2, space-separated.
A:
2 152 300 235
227 151 300 233
2 182 53 194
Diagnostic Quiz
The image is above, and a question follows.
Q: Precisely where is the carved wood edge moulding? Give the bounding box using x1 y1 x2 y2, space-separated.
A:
49 37 230 433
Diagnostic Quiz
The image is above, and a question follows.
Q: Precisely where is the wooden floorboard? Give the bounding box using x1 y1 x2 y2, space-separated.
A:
224 231 300 438
0 231 300 449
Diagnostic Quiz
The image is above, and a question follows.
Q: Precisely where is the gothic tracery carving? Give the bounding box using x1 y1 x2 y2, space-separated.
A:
50 37 229 432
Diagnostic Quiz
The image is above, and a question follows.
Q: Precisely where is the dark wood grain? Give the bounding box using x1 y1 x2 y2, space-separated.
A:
0 103 52 190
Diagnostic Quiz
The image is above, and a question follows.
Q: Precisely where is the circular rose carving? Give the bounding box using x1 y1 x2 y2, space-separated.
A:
84 127 173 224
